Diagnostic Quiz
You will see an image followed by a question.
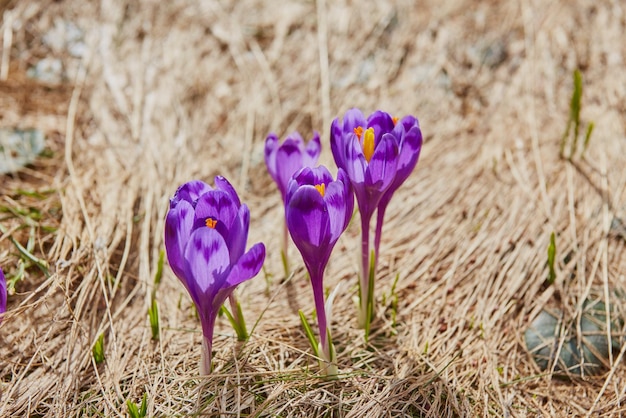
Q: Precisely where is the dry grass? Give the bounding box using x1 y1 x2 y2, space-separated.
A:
1 0 625 416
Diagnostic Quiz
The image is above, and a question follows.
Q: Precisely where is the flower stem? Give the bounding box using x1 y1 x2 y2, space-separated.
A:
311 274 329 359
374 203 388 270
281 221 290 277
200 334 212 375
358 211 373 329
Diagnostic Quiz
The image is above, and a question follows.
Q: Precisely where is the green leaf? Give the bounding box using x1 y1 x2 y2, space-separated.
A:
154 249 164 286
547 232 556 285
582 121 595 156
148 297 159 341
299 310 320 357
391 273 399 330
220 302 248 342
280 249 289 278
127 399 140 418
0 223 49 277
561 69 584 159
127 393 148 418
92 333 105 364
139 392 148 416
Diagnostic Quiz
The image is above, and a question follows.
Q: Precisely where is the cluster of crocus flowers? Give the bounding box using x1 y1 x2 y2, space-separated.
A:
331 108 422 334
165 177 265 374
264 132 321 274
285 166 353 374
0 267 6 325
166 108 421 376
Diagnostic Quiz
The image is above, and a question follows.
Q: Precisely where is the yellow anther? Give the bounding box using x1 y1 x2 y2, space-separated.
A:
314 183 326 197
205 218 217 228
353 126 364 140
392 117 399 125
363 127 375 162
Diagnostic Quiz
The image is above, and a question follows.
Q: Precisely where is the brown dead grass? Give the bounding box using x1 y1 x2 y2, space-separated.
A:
1 0 626 416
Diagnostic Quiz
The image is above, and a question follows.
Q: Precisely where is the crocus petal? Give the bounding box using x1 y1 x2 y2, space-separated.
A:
330 118 346 170
211 242 266 320
341 108 367 137
183 227 231 304
292 165 334 188
380 125 423 208
324 180 349 243
264 133 280 181
365 133 399 191
225 242 266 288
367 111 395 143
275 139 306 197
226 204 250 263
343 134 368 184
285 131 304 143
214 176 241 208
170 180 212 208
0 268 6 324
287 186 330 249
165 199 195 282
399 115 419 131
193 190 239 235
304 132 321 166
396 126 423 180
337 168 354 228
286 186 333 279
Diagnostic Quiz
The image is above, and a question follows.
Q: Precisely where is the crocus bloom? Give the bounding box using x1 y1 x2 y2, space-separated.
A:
331 108 421 331
265 132 321 273
165 177 265 374
285 166 353 372
0 267 6 325
265 132 321 201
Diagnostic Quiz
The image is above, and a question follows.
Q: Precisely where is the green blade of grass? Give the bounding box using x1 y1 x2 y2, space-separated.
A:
127 400 140 418
154 249 164 286
299 310 320 357
148 297 159 341
92 333 105 364
547 232 556 285
139 393 148 416
582 121 595 156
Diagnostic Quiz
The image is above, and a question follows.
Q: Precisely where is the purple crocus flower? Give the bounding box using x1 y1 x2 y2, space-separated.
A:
0 267 6 325
165 177 265 374
285 166 353 371
265 132 321 201
265 132 321 273
331 108 421 332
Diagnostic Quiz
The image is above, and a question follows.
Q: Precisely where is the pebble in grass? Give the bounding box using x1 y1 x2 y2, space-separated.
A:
525 300 622 376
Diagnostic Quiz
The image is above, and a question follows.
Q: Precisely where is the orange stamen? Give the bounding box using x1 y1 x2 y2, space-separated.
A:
363 128 375 162
314 183 326 197
205 218 217 228
392 117 399 125
353 126 364 140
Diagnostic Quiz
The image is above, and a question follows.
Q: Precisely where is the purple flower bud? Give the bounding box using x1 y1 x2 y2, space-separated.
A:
165 177 265 373
264 132 321 202
285 166 353 361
